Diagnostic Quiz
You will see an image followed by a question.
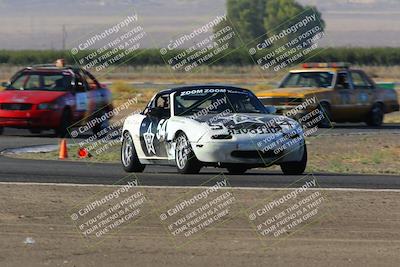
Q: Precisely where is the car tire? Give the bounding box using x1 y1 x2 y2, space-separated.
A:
175 132 202 174
0 127 3 135
366 103 384 127
121 131 145 173
317 103 332 128
227 166 248 175
280 144 307 175
56 109 72 138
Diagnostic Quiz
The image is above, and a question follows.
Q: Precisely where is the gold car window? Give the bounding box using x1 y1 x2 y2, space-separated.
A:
351 71 373 90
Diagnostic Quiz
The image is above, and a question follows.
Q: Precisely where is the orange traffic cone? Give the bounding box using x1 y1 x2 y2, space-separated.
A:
59 139 68 159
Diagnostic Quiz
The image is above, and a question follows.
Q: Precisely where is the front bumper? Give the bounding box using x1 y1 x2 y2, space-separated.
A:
0 110 61 129
192 137 304 166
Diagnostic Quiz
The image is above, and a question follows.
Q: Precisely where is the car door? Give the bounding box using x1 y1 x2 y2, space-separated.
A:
78 70 101 114
139 93 171 158
73 72 90 121
331 71 358 121
350 70 375 118
81 69 109 112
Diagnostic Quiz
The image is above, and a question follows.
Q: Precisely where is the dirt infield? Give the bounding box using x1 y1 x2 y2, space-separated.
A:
0 183 399 267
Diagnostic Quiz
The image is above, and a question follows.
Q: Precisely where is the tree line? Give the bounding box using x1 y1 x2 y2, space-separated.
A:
1 48 400 66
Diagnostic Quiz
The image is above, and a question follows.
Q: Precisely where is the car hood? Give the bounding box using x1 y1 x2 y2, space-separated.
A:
257 87 331 98
188 113 294 131
0 90 67 104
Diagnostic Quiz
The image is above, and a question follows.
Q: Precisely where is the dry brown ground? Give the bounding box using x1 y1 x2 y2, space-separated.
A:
306 134 400 175
0 184 399 267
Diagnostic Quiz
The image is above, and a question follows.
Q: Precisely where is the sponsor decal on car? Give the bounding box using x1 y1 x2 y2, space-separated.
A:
143 122 156 155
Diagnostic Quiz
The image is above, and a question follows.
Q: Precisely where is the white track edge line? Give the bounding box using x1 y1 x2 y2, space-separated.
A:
0 182 399 192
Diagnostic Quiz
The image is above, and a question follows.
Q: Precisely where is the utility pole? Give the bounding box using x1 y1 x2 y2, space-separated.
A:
62 24 67 50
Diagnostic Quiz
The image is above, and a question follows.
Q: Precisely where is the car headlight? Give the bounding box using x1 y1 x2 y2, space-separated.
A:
210 124 223 130
37 102 59 110
278 120 302 137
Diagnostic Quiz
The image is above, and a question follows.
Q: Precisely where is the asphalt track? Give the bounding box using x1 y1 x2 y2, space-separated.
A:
0 125 399 189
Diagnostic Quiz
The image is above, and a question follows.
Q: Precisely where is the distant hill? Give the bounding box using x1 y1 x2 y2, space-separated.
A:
0 0 399 49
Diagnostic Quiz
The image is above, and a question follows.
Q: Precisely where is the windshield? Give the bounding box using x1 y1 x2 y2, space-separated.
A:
280 72 334 88
174 88 266 116
7 72 73 91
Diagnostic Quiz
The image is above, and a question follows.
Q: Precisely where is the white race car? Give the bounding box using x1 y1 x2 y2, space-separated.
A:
121 85 307 175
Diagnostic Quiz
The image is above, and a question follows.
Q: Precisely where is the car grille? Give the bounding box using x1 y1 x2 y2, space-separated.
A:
231 150 282 159
0 103 32 110
226 123 280 133
260 97 303 105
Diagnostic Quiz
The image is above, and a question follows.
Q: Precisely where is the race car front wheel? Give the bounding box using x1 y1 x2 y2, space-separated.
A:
280 144 307 175
121 132 145 173
175 132 202 174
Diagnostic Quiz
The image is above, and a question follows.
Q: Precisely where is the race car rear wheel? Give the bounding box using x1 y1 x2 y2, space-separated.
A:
175 132 202 174
92 110 110 137
56 109 72 138
280 144 307 175
0 127 3 135
121 131 145 173
227 166 248 175
366 103 384 127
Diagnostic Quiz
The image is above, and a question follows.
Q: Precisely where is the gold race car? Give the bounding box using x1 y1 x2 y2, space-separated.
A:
257 63 399 127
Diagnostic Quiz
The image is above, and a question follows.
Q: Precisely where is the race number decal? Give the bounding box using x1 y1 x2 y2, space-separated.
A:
76 92 89 111
143 122 156 155
139 118 169 157
156 119 168 141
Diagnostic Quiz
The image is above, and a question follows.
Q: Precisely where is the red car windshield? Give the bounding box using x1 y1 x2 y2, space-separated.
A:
7 72 73 92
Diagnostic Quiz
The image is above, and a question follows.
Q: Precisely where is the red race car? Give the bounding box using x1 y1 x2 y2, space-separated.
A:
0 60 113 137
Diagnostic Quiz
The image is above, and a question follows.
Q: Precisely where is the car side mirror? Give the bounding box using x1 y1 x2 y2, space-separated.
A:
1 81 10 88
148 107 163 117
